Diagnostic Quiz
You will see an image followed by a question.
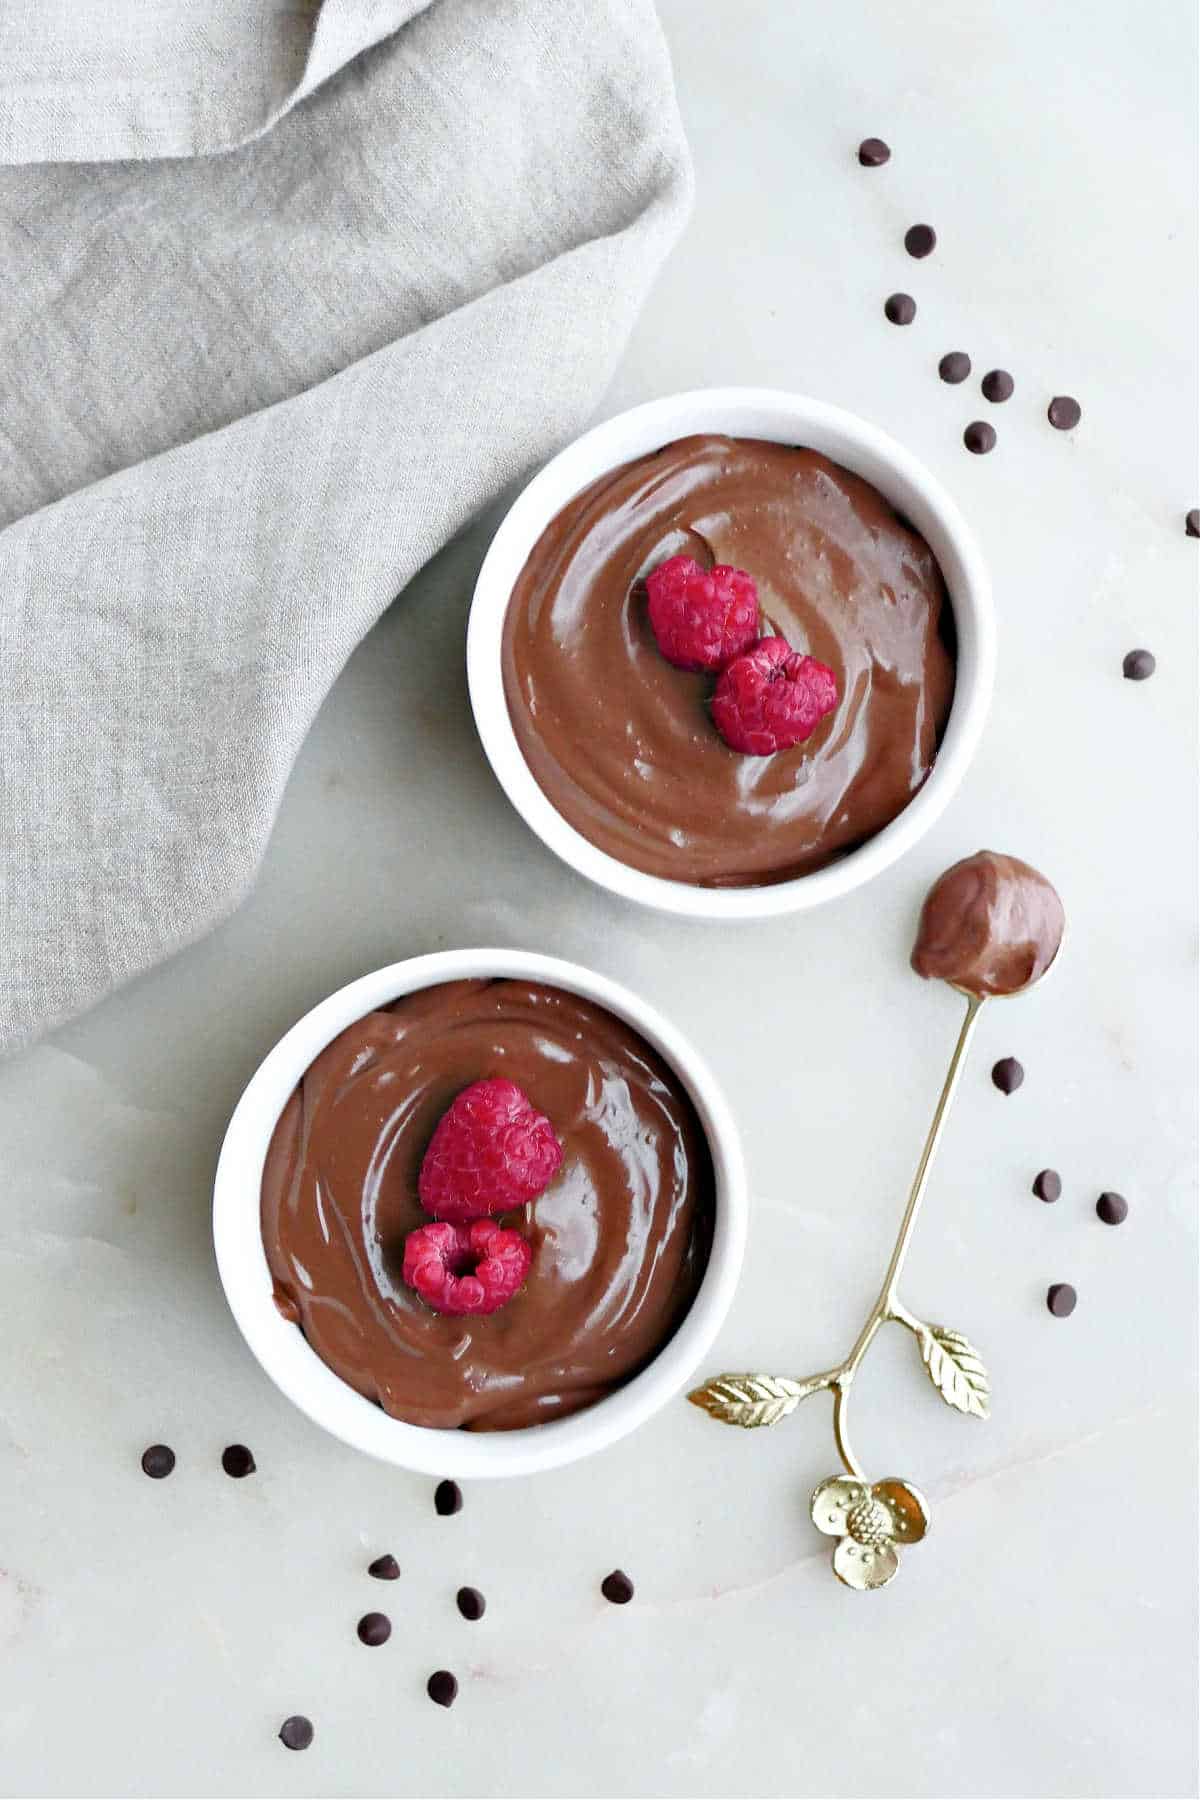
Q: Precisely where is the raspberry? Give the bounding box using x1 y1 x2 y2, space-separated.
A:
645 554 759 672
710 636 839 755
402 1219 532 1316
418 1078 563 1222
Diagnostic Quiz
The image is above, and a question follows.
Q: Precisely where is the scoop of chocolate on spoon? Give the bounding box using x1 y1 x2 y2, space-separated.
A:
689 850 1066 1590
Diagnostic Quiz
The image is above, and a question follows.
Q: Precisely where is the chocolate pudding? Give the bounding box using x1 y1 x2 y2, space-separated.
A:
911 850 1065 997
260 980 714 1430
502 435 956 886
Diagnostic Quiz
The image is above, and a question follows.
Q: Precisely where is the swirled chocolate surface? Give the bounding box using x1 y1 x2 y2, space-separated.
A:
260 980 713 1431
911 850 1065 996
501 434 956 886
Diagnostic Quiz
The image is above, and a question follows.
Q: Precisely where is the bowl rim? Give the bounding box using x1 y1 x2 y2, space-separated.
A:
212 948 747 1478
467 384 995 918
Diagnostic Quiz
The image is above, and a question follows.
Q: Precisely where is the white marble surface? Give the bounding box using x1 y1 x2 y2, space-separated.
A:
1 3 1197 1795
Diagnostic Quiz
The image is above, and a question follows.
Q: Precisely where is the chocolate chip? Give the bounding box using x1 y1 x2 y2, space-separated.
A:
1048 395 1081 430
456 1586 486 1621
981 369 1014 403
904 223 936 259
964 421 996 455
1096 1191 1129 1226
1186 509 1200 537
367 1554 400 1581
939 351 971 384
1046 1282 1077 1317
1033 1169 1061 1203
278 1716 313 1752
992 1057 1024 1094
434 1479 462 1516
221 1444 255 1478
427 1670 458 1708
858 137 890 167
140 1444 175 1479
357 1612 391 1647
1122 649 1156 681
884 293 916 325
601 1570 635 1605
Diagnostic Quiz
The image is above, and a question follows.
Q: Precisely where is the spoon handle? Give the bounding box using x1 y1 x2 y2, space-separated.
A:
688 988 992 1462
828 990 987 1478
877 990 986 1309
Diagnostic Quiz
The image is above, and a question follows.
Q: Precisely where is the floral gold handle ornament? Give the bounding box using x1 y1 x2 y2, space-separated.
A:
689 852 1066 1591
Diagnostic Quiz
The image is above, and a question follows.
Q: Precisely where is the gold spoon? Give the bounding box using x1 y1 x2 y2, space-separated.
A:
689 852 1065 1590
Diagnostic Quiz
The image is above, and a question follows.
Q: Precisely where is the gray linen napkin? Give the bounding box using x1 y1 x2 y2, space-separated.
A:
0 0 692 1054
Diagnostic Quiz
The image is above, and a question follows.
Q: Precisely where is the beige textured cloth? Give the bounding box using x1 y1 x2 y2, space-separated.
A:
0 0 691 1053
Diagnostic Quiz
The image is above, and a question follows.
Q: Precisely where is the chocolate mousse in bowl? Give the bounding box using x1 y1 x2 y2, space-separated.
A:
214 951 746 1477
469 389 994 918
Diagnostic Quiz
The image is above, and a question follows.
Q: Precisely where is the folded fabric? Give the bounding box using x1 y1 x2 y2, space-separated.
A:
0 0 428 164
0 0 692 1054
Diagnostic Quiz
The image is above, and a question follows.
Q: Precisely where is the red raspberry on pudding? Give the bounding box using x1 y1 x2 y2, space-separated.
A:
711 636 839 755
645 554 759 672
418 1078 563 1223
402 1219 533 1316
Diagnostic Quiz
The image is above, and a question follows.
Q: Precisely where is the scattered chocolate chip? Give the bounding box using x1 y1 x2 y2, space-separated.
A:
1122 648 1156 681
1186 509 1200 537
904 223 936 259
278 1716 313 1752
964 421 996 455
981 369 1014 403
1046 1282 1077 1317
357 1612 391 1647
434 1479 462 1516
884 292 916 325
367 1554 400 1581
601 1570 635 1605
938 351 971 384
427 1670 458 1708
140 1444 175 1480
992 1056 1024 1094
1033 1169 1061 1203
456 1586 486 1621
858 137 890 167
1096 1191 1129 1226
1048 395 1081 430
221 1444 256 1478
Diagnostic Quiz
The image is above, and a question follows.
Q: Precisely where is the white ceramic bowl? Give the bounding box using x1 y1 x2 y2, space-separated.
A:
213 949 746 1478
468 386 994 918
